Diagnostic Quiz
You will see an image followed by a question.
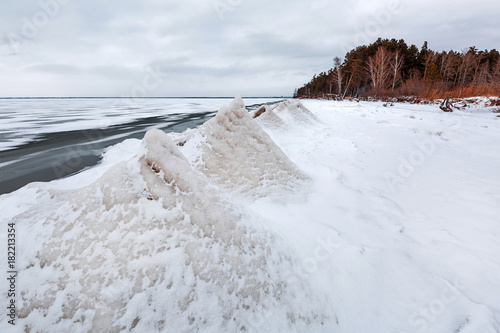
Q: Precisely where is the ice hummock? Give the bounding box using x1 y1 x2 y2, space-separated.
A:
252 105 288 130
173 97 308 200
272 100 322 126
8 98 329 332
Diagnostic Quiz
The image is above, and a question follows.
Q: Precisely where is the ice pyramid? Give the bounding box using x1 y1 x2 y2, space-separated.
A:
176 97 308 199
272 100 322 126
252 105 288 130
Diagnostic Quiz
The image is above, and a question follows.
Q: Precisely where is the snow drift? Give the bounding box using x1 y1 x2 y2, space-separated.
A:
174 97 308 199
10 98 328 332
252 105 288 130
271 100 322 126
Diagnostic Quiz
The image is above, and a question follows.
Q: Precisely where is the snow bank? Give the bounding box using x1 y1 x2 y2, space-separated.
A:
176 97 308 199
9 100 328 332
252 105 288 130
272 100 322 126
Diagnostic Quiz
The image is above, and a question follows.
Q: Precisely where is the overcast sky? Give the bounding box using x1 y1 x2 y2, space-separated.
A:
0 0 498 97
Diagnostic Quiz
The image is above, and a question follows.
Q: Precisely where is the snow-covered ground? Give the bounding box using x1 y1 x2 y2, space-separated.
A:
1 98 499 332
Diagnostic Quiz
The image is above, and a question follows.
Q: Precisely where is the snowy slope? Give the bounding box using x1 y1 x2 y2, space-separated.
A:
1 98 500 332
254 99 500 333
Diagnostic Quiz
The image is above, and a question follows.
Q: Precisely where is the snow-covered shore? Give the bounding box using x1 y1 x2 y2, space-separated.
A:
1 97 499 332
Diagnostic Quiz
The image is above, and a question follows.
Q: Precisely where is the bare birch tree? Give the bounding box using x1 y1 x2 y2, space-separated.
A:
458 51 476 88
390 50 404 91
440 51 458 83
457 51 477 97
333 57 344 96
367 46 391 93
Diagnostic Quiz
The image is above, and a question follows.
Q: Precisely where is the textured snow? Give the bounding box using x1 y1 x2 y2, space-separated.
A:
272 99 322 126
252 105 288 131
1 97 500 332
174 97 307 200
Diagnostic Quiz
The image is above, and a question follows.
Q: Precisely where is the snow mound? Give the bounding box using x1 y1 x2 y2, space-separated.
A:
272 100 322 126
252 105 288 130
179 97 308 199
16 128 327 332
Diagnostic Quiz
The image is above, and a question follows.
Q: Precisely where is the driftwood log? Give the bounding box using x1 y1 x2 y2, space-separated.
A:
440 96 453 112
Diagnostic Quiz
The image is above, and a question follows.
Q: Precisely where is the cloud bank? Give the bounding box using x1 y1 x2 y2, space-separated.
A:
0 0 498 97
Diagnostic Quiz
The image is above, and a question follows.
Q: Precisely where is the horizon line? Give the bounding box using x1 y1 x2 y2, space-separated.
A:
0 96 292 100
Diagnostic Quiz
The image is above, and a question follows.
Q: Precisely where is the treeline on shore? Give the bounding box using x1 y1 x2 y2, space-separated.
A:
294 38 500 100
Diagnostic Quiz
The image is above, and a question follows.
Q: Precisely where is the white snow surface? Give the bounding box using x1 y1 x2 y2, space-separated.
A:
1 97 500 333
